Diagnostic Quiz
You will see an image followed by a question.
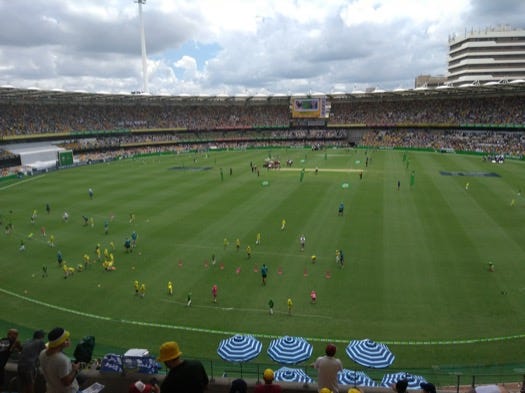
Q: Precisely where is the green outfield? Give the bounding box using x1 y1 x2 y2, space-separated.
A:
1 148 525 380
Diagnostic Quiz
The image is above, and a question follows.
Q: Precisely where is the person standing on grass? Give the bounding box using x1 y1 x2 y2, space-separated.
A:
261 264 268 285
300 234 306 251
287 298 293 315
268 299 274 315
310 290 317 304
338 202 344 216
211 284 218 303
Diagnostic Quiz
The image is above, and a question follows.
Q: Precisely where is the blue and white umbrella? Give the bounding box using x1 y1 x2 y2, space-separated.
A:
380 372 428 389
338 369 378 387
274 367 313 383
217 334 262 362
346 339 395 368
267 336 313 364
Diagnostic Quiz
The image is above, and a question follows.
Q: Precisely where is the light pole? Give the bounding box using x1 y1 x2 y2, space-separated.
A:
136 0 148 94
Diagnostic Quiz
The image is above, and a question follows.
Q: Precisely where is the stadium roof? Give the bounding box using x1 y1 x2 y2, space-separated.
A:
1 80 524 106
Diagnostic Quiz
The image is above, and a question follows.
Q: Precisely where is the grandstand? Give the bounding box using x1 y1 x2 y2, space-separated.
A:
1 82 524 170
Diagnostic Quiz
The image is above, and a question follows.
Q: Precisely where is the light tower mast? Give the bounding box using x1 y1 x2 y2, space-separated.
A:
136 0 148 93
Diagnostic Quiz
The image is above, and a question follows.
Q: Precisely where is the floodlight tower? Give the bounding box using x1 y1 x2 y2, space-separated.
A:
136 0 149 93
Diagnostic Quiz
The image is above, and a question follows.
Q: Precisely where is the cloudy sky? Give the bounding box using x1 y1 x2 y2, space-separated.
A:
0 0 523 95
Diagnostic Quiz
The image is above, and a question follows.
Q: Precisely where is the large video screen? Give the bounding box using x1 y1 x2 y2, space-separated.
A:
291 97 326 118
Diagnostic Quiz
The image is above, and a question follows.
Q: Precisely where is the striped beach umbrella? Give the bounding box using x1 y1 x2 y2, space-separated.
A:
346 339 395 368
274 367 313 383
267 336 313 365
380 372 428 389
338 369 378 387
217 334 262 362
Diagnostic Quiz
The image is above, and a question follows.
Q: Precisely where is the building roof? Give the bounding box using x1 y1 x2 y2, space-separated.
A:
1 81 525 106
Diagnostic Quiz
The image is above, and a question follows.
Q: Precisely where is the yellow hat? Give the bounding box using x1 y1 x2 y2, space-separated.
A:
157 341 182 362
348 388 361 393
320 388 332 393
263 368 274 382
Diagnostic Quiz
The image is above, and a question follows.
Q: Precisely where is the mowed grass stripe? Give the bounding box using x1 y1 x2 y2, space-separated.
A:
2 149 525 372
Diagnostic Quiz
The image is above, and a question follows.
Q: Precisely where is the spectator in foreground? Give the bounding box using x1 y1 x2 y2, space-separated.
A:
420 382 436 393
0 328 22 388
230 378 248 393
313 344 343 393
392 379 408 393
17 329 46 393
38 327 80 393
254 368 282 393
157 341 208 393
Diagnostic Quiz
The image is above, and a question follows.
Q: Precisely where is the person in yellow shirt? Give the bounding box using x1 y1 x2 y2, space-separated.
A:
287 298 293 315
168 281 173 296
139 283 146 298
281 219 286 231
134 280 139 296
246 245 252 259
236 238 241 251
256 232 261 245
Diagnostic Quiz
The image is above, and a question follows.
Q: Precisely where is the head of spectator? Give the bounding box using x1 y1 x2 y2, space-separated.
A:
421 383 436 393
230 378 248 393
33 329 45 340
320 388 332 393
348 388 362 393
47 327 70 350
325 344 337 357
393 379 408 393
263 368 275 384
7 328 19 343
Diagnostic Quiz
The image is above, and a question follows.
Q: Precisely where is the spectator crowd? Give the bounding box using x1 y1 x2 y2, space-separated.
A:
1 94 524 173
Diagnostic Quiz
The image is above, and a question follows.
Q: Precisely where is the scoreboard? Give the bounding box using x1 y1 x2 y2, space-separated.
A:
291 97 328 119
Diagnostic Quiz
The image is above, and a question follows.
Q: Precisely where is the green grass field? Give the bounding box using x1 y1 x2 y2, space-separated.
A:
1 148 525 381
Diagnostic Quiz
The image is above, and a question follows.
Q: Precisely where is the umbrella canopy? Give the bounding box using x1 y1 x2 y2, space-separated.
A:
267 336 313 365
346 339 395 368
338 369 377 387
217 334 262 362
380 372 428 389
274 367 313 383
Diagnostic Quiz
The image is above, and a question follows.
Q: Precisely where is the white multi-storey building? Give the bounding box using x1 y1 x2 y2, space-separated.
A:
447 26 525 85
